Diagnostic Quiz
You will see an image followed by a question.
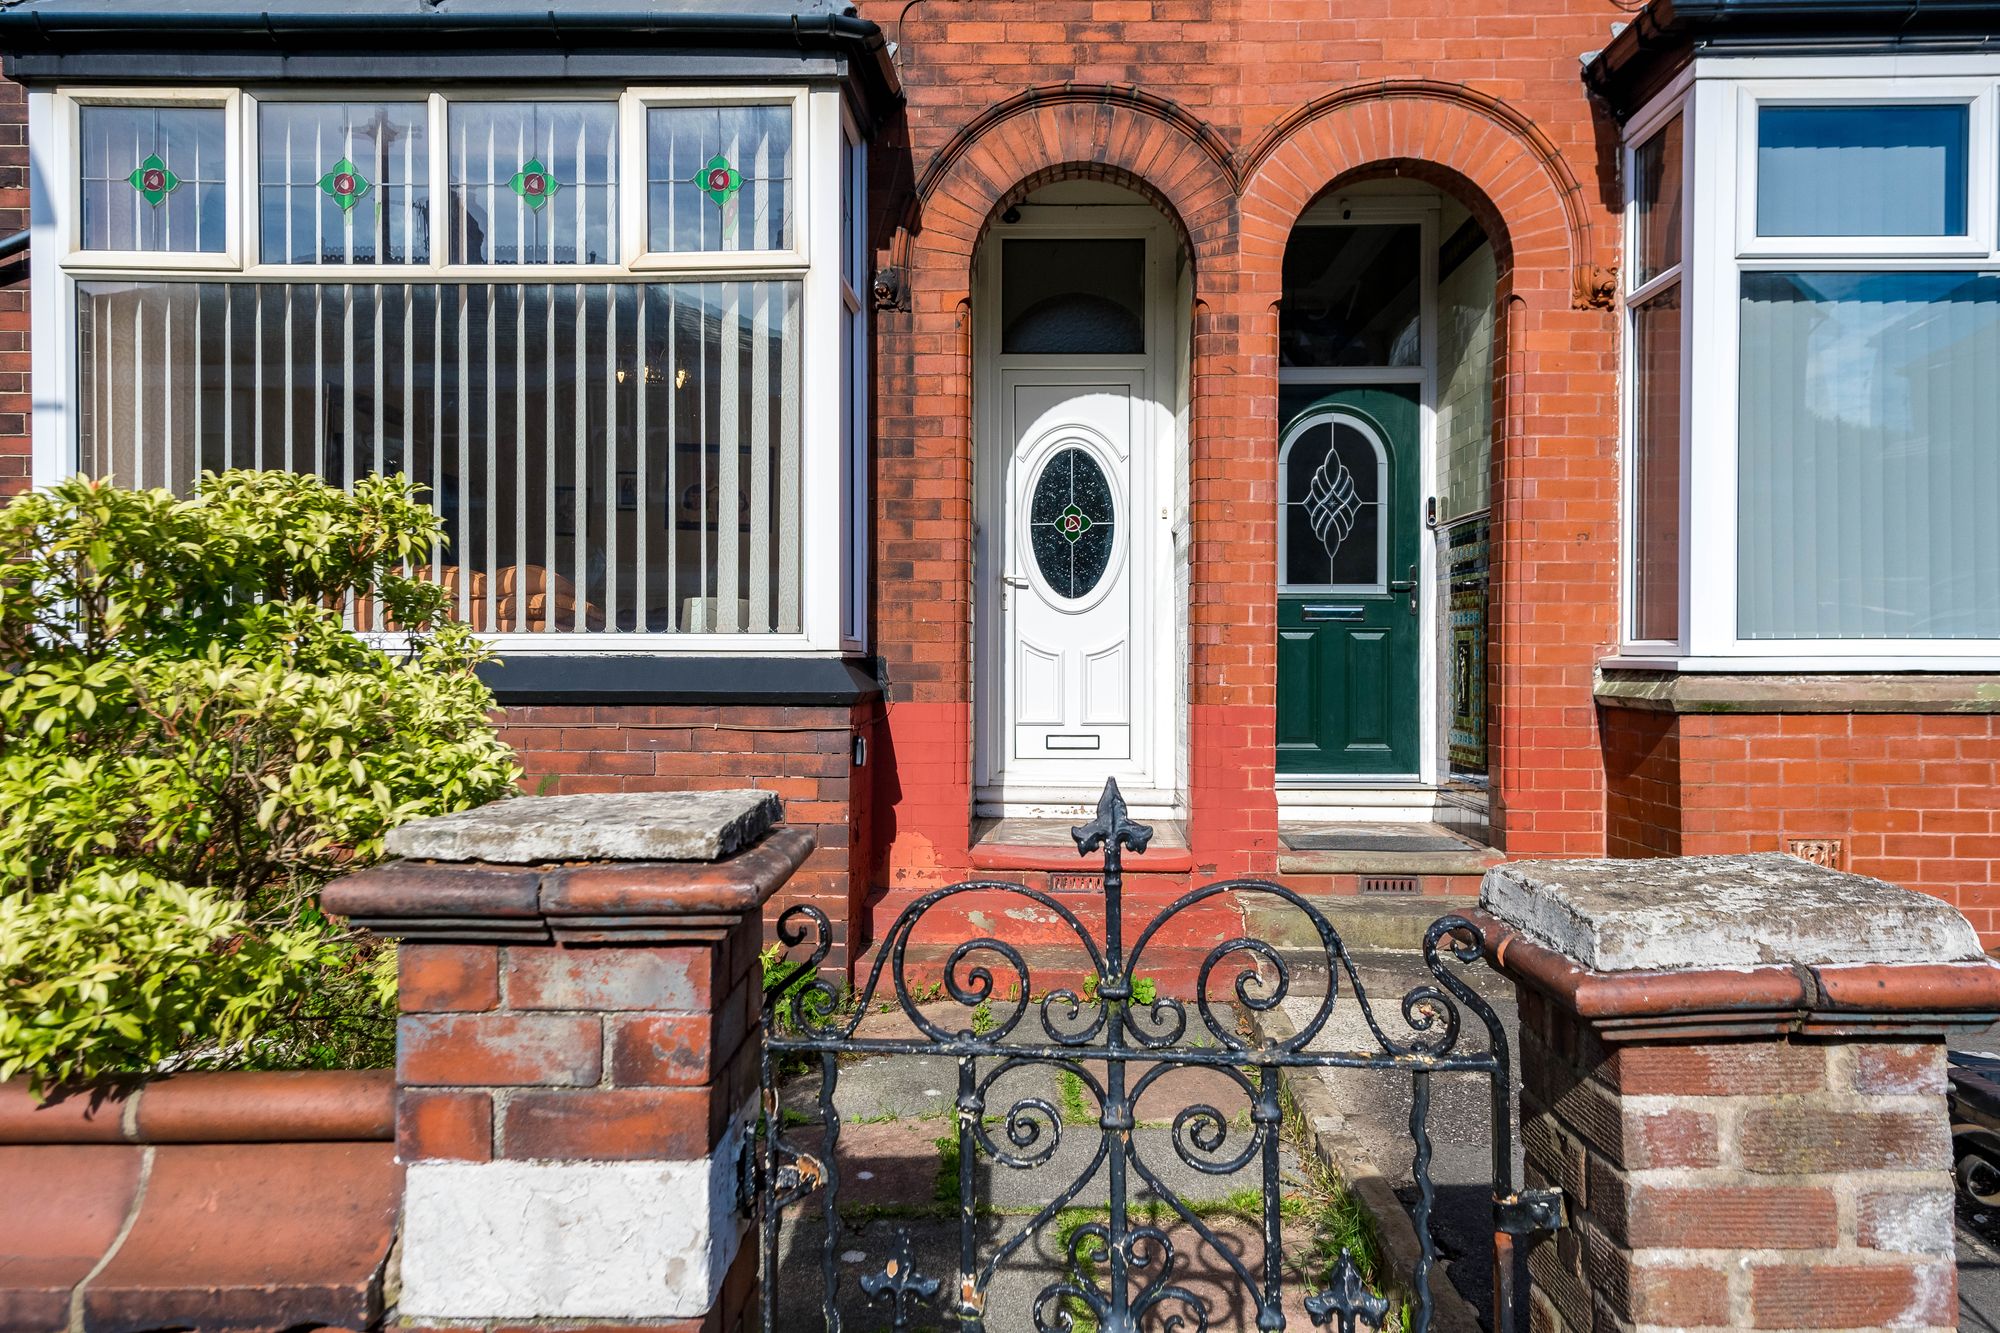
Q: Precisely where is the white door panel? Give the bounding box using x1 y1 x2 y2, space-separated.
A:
1001 374 1146 780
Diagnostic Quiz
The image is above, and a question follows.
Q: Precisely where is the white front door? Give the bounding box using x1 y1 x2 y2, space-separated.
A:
975 206 1179 813
1002 373 1145 770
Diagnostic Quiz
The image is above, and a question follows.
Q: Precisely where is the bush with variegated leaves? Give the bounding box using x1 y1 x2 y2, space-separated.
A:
0 471 519 1089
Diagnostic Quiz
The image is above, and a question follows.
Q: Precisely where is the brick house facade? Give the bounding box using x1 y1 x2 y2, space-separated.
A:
3 0 1998 975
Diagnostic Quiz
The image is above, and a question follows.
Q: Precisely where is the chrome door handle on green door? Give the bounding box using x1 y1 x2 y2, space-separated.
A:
1387 565 1417 613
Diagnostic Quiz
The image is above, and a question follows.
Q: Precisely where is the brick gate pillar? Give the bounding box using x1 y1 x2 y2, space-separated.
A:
1472 854 2000 1332
323 791 813 1331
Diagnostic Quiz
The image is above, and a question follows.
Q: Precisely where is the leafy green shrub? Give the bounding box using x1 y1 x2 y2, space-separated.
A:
0 471 519 1089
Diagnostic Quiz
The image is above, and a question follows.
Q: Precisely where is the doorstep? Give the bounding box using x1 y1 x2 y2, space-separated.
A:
968 814 1193 873
1276 820 1504 877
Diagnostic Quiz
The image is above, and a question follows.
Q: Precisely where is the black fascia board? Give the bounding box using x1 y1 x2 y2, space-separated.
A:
1587 0 2000 118
478 654 883 707
0 3 901 127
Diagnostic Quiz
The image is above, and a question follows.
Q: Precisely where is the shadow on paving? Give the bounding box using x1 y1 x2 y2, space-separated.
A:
764 1000 1373 1332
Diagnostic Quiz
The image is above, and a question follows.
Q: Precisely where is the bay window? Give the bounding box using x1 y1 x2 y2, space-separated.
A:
1620 62 2000 663
35 84 856 652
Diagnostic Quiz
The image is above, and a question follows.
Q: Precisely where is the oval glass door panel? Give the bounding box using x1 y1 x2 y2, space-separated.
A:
1029 445 1116 599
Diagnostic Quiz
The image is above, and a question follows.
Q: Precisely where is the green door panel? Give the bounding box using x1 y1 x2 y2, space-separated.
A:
1276 386 1420 777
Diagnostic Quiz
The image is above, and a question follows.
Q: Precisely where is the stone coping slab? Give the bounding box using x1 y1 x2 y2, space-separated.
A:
1480 852 1982 973
384 790 780 865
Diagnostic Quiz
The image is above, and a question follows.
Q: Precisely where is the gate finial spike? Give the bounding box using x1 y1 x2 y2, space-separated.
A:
1071 777 1154 859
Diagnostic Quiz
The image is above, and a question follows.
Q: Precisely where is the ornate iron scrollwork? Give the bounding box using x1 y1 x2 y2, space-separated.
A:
755 777 1552 1333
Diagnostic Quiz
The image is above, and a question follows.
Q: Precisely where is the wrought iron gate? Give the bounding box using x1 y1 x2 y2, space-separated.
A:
756 780 1558 1332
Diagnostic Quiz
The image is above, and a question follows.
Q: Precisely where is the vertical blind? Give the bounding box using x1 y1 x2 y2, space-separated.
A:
1738 271 2000 639
76 279 803 635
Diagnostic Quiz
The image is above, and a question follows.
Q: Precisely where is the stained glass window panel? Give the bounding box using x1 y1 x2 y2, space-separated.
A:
259 102 430 264
1282 417 1384 588
1028 446 1116 599
448 102 617 264
80 105 226 254
648 104 794 254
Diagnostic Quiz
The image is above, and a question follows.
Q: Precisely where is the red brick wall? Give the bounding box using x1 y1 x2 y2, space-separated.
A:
865 0 1626 886
1601 706 1681 859
500 703 877 972
0 78 28 502
1600 706 2000 943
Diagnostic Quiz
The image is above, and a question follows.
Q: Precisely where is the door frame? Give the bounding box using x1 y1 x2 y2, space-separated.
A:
1275 192 1441 790
972 204 1186 817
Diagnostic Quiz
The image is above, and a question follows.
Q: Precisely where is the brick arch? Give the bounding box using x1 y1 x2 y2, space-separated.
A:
903 85 1237 291
1238 80 1604 308
1234 84 1620 860
872 87 1250 886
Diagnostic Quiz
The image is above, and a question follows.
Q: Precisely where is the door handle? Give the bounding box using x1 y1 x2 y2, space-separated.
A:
1001 574 1029 589
1387 564 1418 614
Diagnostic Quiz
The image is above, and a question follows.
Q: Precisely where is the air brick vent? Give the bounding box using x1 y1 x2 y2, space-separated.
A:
1049 872 1105 895
1359 875 1421 896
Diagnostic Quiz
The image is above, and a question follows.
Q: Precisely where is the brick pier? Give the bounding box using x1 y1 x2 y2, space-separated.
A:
1475 854 2000 1332
324 790 810 1330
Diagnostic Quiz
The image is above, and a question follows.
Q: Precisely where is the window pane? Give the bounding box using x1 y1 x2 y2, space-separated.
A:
1738 271 2000 639
1028 446 1117 599
448 103 617 264
1632 115 1682 287
80 106 226 254
1756 105 1968 237
647 104 793 254
1281 413 1384 588
259 102 430 264
1280 224 1420 367
1000 238 1145 354
1630 284 1681 641
75 279 803 636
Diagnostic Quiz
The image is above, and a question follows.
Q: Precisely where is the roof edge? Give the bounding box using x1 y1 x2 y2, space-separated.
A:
0 4 902 122
1586 0 2000 117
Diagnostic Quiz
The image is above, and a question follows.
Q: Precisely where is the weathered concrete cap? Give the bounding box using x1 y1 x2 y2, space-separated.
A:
1480 852 1984 973
384 790 781 865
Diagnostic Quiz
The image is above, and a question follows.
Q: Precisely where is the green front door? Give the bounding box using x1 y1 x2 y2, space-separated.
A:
1276 387 1420 777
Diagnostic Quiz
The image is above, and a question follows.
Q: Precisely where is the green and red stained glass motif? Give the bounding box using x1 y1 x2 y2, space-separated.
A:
694 153 741 206
317 158 371 213
126 153 179 207
508 158 562 211
1056 502 1093 543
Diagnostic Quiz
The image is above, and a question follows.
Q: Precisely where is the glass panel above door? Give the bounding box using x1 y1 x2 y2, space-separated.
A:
1280 223 1420 367
1756 104 1969 238
1000 237 1145 354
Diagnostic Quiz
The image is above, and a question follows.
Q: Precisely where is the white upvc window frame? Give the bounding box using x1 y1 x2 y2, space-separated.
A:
1618 76 1694 655
837 102 868 653
622 85 811 273
1613 53 2000 670
31 80 853 657
63 86 243 271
